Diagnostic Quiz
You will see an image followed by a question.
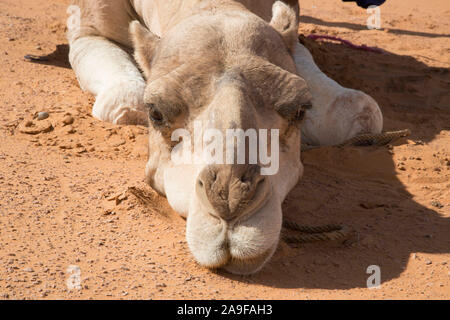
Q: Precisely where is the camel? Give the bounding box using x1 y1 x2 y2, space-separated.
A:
67 0 383 274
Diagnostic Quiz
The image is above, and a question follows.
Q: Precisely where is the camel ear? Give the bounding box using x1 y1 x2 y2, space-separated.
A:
130 21 160 79
270 1 298 53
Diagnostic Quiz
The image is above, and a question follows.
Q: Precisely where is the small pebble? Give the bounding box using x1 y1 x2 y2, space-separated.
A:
64 125 76 134
37 112 49 120
62 115 75 126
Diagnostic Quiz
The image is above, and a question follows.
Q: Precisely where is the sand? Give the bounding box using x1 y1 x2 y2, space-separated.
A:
0 0 449 299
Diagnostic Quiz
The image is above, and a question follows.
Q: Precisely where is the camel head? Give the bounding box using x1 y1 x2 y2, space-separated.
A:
130 1 311 274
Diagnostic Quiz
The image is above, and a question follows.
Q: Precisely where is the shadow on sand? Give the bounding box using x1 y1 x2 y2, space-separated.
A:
24 44 71 69
301 15 450 39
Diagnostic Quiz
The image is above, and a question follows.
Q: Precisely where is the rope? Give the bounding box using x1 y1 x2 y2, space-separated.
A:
337 129 411 147
283 220 343 233
301 129 411 152
282 221 353 244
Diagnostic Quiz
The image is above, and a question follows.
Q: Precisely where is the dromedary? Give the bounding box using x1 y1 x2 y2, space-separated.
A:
67 0 383 274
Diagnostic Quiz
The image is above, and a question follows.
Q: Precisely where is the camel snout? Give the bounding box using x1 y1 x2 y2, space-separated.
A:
196 164 270 222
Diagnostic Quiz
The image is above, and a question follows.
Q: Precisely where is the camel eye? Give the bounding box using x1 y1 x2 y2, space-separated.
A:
147 104 164 124
150 109 163 122
294 107 306 122
296 103 312 122
277 102 311 123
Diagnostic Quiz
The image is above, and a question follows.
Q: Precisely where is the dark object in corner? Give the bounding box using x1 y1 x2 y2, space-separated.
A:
342 0 386 9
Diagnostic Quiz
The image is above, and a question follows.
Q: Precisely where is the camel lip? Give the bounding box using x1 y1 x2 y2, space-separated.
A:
198 238 275 273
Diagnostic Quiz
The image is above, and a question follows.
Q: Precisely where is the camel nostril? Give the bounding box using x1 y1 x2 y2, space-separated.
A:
198 179 204 187
256 177 266 188
240 165 261 184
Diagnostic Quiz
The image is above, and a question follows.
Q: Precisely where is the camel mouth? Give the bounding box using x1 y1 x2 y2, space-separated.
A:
196 238 277 275
186 183 282 275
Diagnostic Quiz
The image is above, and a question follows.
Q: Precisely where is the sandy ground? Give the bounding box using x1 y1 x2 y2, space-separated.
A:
0 0 449 300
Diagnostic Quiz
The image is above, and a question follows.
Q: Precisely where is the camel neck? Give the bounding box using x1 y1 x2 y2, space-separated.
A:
132 0 268 37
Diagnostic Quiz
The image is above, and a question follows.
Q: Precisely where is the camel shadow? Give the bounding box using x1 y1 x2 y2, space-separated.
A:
221 37 450 290
301 15 450 39
24 44 71 69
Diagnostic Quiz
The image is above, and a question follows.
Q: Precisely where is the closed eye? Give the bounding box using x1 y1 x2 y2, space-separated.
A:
276 102 311 122
147 103 165 125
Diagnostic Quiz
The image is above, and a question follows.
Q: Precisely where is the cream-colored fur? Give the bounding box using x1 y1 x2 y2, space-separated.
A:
67 0 383 274
293 42 383 145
